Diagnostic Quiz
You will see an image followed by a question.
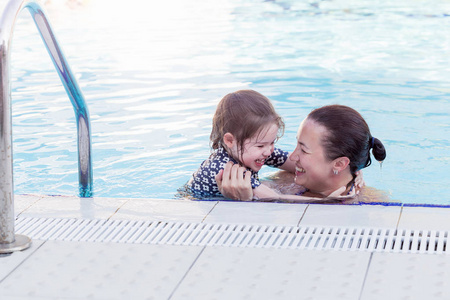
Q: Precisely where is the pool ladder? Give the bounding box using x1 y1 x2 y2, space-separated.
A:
0 0 93 253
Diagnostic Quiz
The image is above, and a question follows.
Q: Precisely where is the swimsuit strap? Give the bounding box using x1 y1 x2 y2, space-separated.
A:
297 183 354 197
347 182 355 195
296 187 309 196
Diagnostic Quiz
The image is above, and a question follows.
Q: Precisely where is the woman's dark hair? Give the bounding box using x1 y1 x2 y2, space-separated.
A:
210 90 284 158
307 105 386 175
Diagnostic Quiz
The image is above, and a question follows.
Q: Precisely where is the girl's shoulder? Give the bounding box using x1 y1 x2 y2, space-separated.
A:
201 147 235 170
265 147 289 167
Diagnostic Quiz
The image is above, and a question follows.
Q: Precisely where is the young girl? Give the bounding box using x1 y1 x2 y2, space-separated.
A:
188 90 353 201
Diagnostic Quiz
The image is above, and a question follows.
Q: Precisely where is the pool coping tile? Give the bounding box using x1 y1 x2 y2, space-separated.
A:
299 203 402 228
17 195 128 220
205 201 308 225
111 198 217 223
398 206 450 231
13 195 450 231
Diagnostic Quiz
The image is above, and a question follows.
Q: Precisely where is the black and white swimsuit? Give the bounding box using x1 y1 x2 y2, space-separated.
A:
189 146 289 198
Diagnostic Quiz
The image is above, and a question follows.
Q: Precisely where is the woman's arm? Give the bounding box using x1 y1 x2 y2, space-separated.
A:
253 183 353 203
216 162 356 202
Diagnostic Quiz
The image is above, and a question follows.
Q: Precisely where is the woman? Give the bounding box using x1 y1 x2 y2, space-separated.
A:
215 105 386 202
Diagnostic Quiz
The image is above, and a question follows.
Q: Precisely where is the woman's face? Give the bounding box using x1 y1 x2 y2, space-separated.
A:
289 119 334 193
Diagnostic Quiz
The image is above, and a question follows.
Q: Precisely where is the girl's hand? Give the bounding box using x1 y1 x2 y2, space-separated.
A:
326 185 358 200
215 162 253 201
354 170 365 189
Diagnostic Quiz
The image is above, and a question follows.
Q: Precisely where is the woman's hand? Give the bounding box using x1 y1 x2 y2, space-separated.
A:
215 162 253 201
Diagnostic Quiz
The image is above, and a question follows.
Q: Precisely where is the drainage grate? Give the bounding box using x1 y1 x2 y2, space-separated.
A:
15 217 448 254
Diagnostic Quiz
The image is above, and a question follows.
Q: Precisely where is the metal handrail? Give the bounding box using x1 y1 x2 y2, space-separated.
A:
0 0 93 252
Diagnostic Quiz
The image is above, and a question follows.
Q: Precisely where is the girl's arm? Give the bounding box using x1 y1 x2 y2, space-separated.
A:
277 152 296 173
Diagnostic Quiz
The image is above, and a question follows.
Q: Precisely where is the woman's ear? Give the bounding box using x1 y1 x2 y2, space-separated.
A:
223 132 236 149
333 157 350 172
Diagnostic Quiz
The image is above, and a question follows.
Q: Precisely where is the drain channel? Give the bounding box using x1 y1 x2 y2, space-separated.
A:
15 217 448 254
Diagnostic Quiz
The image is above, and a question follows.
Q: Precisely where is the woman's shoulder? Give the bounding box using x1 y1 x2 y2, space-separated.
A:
350 186 394 204
325 186 394 205
260 170 305 195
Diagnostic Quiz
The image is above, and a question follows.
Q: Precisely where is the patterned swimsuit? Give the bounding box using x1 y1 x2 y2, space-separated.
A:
189 147 289 199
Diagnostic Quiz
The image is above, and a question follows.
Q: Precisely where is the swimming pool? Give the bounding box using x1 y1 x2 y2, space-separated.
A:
9 0 450 205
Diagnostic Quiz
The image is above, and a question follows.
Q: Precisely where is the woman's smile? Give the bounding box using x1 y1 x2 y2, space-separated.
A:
295 166 306 175
289 119 334 192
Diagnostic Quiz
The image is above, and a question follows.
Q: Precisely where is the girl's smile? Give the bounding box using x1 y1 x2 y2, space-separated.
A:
237 123 279 172
255 158 266 167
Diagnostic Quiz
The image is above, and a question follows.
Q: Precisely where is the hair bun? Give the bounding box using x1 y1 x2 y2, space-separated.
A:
371 137 386 162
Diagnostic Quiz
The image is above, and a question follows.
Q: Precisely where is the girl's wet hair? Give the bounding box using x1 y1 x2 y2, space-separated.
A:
210 90 284 158
307 105 386 174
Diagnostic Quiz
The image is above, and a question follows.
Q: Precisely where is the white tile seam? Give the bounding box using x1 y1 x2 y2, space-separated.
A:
395 205 404 230
358 252 374 300
107 198 132 220
201 201 220 223
0 240 46 284
167 246 207 300
15 195 44 219
297 204 310 226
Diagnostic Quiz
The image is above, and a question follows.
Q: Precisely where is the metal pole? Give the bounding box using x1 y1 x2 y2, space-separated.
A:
1 0 93 253
0 0 31 253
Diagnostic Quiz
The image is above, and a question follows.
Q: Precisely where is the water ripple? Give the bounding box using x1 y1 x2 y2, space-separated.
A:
8 0 450 204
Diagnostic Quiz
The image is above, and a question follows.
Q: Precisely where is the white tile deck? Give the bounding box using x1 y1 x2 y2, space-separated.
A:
0 241 203 300
1 194 450 300
361 252 450 300
172 247 370 300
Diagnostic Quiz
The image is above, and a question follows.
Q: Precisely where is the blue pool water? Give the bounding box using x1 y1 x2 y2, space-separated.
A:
9 0 450 204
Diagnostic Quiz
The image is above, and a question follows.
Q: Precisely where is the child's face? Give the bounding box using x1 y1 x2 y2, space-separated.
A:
239 123 279 172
